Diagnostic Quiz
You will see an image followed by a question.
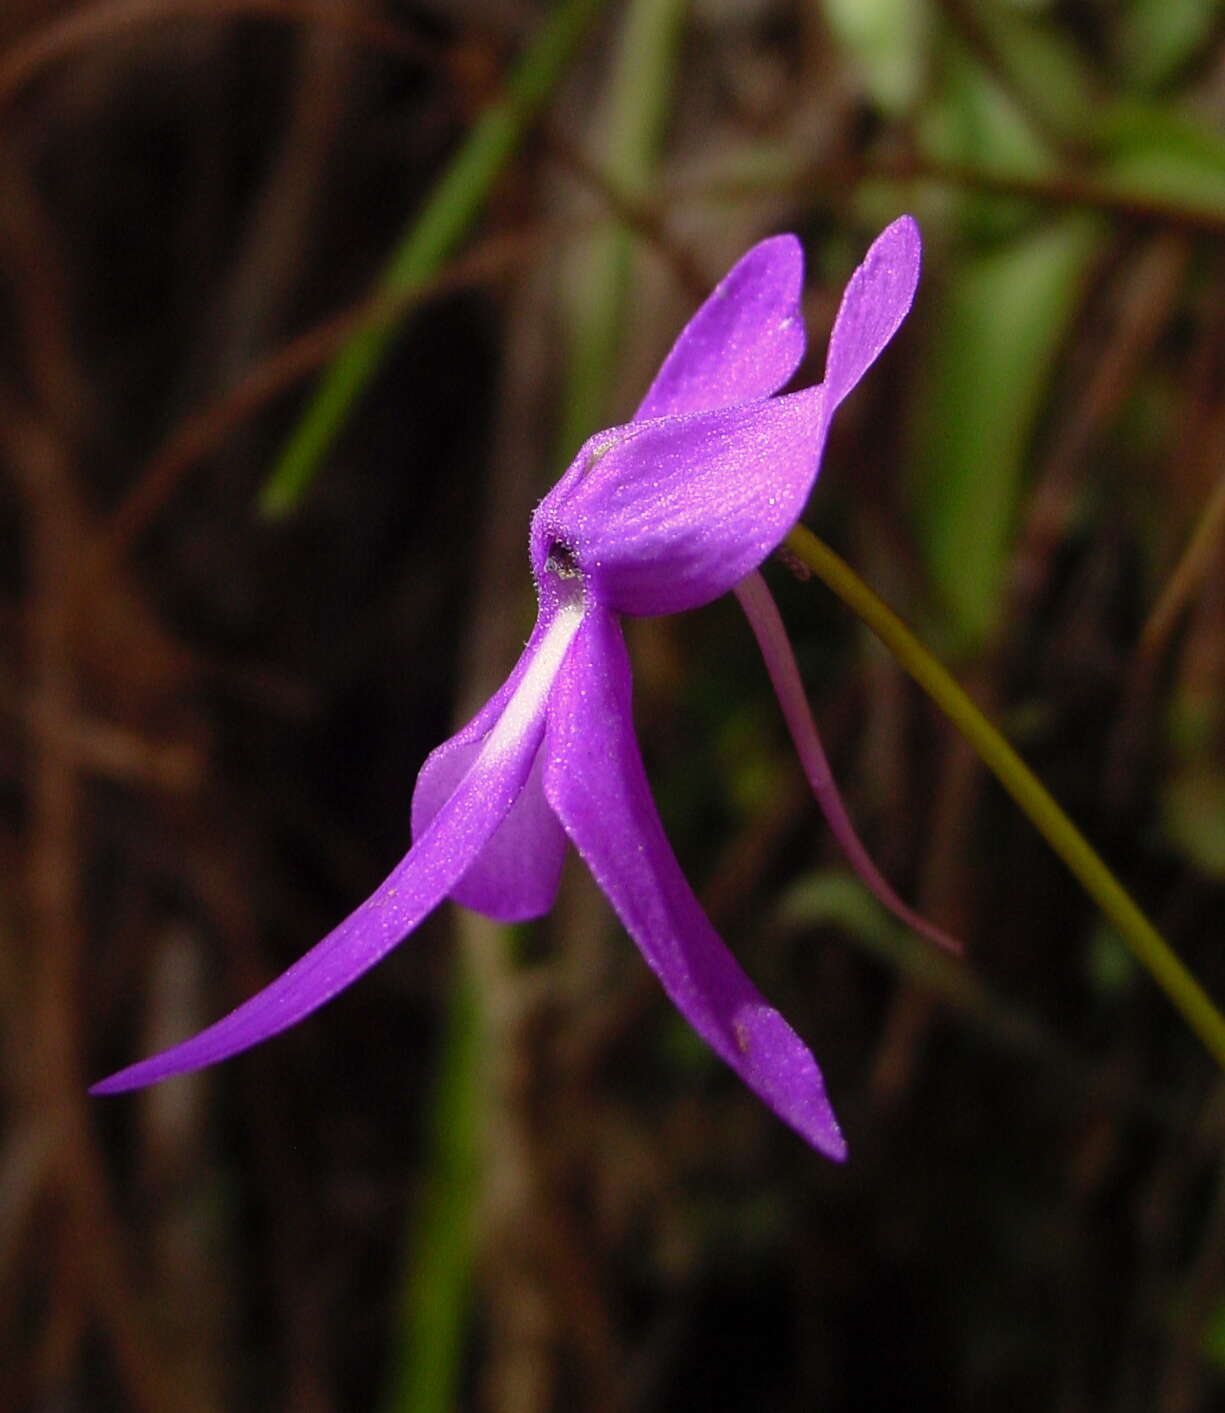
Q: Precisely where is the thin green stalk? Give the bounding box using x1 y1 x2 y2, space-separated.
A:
784 522 1225 1071
557 0 688 456
380 963 484 1413
261 0 606 516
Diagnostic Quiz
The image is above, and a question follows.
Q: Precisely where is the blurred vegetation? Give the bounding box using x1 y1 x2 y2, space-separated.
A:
5 1 1225 1410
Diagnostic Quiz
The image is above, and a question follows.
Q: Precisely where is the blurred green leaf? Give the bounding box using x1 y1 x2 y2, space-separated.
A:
381 966 484 1413
1099 102 1225 222
921 35 1055 186
820 0 928 114
1120 0 1218 91
910 214 1102 650
1086 921 1139 998
1162 770 1225 880
778 870 960 979
1167 691 1218 760
953 0 1098 145
921 0 1096 174
1202 1298 1225 1369
778 870 1050 1052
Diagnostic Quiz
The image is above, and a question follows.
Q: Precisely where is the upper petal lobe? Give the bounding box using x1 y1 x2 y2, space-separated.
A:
634 234 806 421
532 387 827 617
823 215 921 416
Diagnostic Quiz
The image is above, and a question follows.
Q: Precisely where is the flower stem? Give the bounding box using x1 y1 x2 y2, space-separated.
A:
784 523 1225 1071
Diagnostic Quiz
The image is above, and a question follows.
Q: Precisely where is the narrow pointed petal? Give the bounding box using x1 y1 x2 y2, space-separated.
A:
823 216 921 415
735 572 961 953
533 387 827 618
92 601 586 1094
633 235 806 421
542 607 845 1159
412 613 568 921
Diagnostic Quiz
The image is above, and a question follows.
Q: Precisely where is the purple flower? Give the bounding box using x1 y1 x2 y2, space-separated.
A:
92 218 922 1159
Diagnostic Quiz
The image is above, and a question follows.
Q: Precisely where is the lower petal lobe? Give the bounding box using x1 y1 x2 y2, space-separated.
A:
413 735 565 921
411 605 575 921
92 653 554 1094
542 607 846 1159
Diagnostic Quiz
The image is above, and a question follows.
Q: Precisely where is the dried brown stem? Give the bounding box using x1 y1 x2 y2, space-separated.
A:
3 391 213 1413
94 226 543 568
543 127 711 302
0 0 432 118
1010 234 1190 634
1140 416 1225 664
678 153 1225 238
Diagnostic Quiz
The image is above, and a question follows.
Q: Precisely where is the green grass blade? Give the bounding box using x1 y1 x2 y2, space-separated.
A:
556 0 688 456
909 215 1101 651
380 963 484 1413
261 0 606 516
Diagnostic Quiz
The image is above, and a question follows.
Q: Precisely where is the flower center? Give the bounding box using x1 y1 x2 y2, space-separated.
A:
480 595 585 761
544 539 582 580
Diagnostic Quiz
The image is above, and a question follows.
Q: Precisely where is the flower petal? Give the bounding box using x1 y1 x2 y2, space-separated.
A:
823 215 921 416
413 734 565 922
532 388 827 618
412 614 568 921
633 235 806 421
92 601 586 1093
542 606 845 1159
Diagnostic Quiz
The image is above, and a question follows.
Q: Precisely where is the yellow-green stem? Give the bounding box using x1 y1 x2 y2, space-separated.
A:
784 523 1225 1071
